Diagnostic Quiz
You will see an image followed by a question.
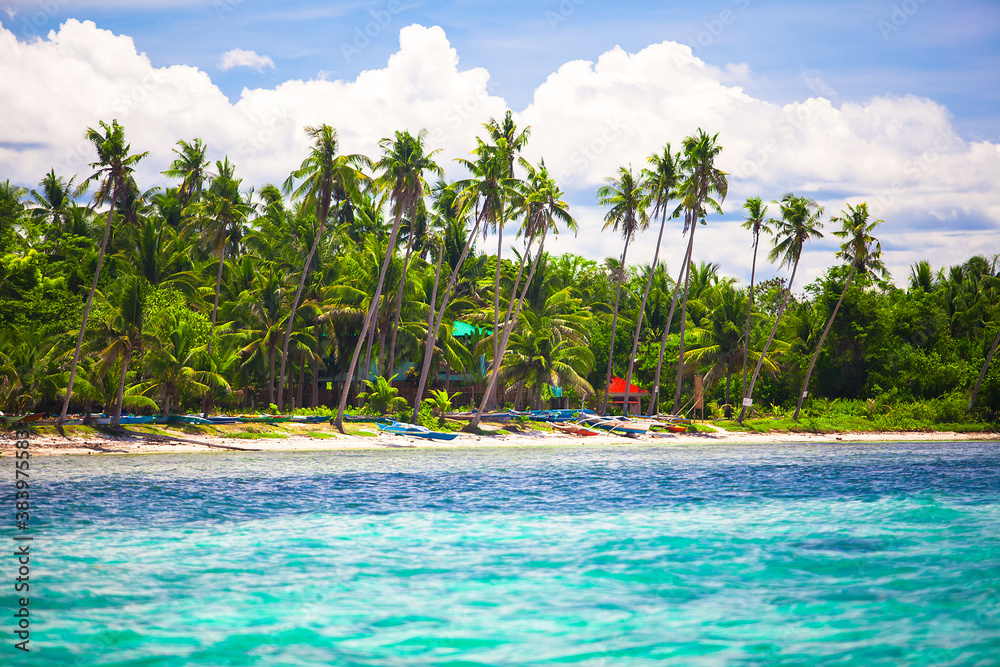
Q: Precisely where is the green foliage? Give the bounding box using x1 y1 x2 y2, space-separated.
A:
357 374 408 415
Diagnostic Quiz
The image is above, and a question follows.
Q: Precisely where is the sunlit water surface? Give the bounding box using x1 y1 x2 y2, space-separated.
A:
14 441 1000 665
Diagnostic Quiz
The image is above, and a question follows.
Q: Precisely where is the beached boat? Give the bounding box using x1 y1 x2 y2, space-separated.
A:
577 415 651 437
206 416 239 425
237 415 292 424
289 415 331 424
550 422 602 437
0 412 46 426
378 421 459 441
345 415 394 424
168 414 213 425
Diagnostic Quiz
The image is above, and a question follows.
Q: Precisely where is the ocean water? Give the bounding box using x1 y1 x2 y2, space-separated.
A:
11 441 1000 666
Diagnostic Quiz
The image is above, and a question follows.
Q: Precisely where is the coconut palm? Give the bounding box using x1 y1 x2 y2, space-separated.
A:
970 328 1000 412
279 125 370 411
334 130 433 432
186 158 253 358
60 119 148 424
738 193 824 422
162 138 208 209
596 166 647 415
739 196 771 407
379 130 443 377
28 170 77 245
673 129 727 413
793 202 886 419
93 275 148 426
623 145 680 415
467 160 575 430
142 310 228 416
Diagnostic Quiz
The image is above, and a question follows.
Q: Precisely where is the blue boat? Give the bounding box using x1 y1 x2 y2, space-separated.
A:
168 414 213 425
377 422 459 441
290 415 332 424
207 416 240 425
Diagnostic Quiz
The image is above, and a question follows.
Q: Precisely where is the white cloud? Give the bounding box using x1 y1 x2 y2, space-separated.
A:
0 19 998 287
219 47 275 72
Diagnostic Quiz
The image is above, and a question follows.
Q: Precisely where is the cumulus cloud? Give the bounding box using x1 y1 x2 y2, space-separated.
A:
0 19 997 286
219 48 275 72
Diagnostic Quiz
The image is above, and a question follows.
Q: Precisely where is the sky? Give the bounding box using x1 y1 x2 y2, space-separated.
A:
2 0 998 289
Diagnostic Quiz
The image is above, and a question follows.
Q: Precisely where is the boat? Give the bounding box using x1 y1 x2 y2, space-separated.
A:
168 414 213 425
237 415 292 424
577 415 651 437
118 415 154 425
377 421 459 441
289 415 331 424
550 422 601 437
345 415 394 424
206 416 240 425
0 412 46 426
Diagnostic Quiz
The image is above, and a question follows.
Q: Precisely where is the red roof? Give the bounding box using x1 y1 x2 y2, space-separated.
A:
607 377 649 394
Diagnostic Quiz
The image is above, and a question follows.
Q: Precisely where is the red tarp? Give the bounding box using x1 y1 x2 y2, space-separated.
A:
607 377 649 395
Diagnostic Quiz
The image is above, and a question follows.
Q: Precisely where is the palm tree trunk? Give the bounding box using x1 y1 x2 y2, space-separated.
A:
111 348 130 427
600 236 631 416
295 351 305 410
738 257 801 422
59 201 116 424
487 223 504 410
202 243 227 416
647 241 693 416
673 210 698 413
623 209 668 420
335 207 407 432
413 215 483 418
268 345 276 407
469 228 548 430
387 227 415 375
376 313 389 377
793 265 856 420
739 235 760 407
311 323 321 408
724 369 731 418
277 214 327 409
969 327 1000 412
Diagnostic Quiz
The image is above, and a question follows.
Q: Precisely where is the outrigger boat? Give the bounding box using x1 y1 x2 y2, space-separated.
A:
576 415 651 437
550 422 602 437
289 415 331 424
377 421 459 441
168 414 214 425
0 412 46 426
237 415 292 424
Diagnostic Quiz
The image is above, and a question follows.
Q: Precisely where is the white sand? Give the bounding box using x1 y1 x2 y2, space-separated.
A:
4 425 997 456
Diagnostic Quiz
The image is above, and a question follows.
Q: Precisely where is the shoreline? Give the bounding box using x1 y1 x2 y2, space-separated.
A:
5 426 997 456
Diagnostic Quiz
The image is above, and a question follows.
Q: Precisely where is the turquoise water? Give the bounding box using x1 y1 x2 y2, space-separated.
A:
10 442 1000 665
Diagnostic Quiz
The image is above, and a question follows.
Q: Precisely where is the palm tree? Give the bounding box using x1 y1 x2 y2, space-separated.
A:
738 193 824 422
484 113 529 394
93 275 146 426
793 202 886 419
467 160 575 430
28 170 77 245
623 145 679 416
335 130 432 432
162 138 208 209
142 310 228 416
412 178 490 418
186 158 253 357
280 125 369 411
970 328 1000 412
379 130 443 377
596 166 647 415
739 196 771 409
59 119 148 425
673 129 727 414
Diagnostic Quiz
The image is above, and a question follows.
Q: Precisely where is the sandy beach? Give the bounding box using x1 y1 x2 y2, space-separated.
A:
5 424 997 457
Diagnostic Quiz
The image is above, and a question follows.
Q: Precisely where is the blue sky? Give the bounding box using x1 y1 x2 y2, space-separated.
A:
10 0 995 136
2 0 998 285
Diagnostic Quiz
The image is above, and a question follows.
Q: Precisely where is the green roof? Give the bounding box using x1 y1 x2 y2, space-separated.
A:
452 321 492 337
